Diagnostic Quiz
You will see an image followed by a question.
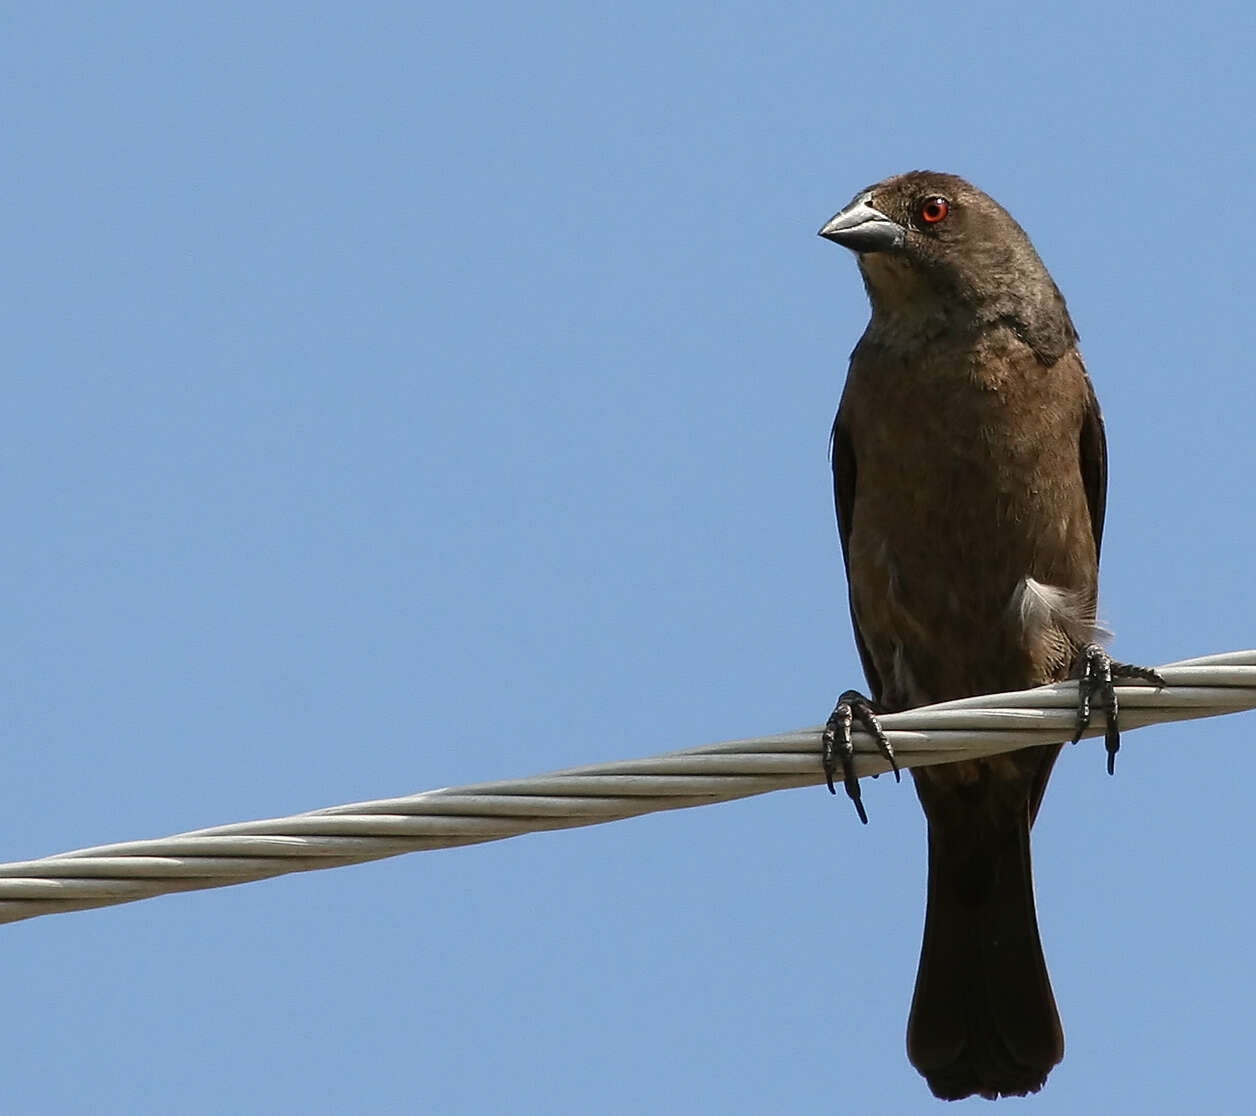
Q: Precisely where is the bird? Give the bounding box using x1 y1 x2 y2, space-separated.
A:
815 172 1160 1101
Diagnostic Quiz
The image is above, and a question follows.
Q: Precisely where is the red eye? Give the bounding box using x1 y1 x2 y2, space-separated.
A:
920 197 949 224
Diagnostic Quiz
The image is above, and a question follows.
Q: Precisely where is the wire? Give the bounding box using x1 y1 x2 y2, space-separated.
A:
1 649 1252 926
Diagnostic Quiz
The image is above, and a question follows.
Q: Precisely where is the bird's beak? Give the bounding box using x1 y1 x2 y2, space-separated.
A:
818 196 905 253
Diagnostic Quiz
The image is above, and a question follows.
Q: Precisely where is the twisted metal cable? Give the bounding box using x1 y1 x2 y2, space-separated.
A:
2 649 1252 926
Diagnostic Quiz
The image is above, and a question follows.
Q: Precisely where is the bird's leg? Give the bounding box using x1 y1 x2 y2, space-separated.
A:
1071 644 1166 775
822 690 899 824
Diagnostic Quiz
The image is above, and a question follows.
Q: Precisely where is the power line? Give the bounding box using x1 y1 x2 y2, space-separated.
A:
2 649 1251 926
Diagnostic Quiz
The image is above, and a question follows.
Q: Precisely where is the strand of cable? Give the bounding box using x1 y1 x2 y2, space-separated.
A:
2 650 1252 926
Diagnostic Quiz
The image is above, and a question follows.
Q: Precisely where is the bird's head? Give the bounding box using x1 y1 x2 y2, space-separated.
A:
818 171 1075 361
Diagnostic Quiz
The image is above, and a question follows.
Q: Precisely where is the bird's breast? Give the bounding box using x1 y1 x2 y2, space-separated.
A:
841 340 1098 707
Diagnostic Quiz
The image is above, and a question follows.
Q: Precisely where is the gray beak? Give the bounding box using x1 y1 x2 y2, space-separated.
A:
818 196 905 253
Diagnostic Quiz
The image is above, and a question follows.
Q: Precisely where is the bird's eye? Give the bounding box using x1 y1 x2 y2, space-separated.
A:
919 197 949 224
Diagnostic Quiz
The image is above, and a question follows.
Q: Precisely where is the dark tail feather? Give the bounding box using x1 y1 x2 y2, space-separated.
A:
906 812 1064 1101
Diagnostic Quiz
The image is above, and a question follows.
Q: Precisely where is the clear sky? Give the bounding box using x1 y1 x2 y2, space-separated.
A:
5 3 1254 1112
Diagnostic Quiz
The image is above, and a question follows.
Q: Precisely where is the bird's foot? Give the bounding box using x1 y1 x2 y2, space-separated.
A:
1071 644 1166 775
822 690 899 824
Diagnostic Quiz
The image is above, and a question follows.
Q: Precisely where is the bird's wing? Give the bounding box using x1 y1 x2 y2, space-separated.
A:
831 412 884 703
1078 368 1108 561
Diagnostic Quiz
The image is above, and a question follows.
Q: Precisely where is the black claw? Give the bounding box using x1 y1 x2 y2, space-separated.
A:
1103 674 1120 776
822 690 895 824
823 701 866 823
821 703 842 795
1072 676 1092 747
840 689 900 783
1111 660 1167 689
1071 645 1164 775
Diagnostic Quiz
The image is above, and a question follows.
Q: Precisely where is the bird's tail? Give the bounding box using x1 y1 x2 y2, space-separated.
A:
906 797 1064 1101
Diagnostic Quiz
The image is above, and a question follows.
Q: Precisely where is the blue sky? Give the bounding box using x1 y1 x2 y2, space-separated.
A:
4 3 1254 1112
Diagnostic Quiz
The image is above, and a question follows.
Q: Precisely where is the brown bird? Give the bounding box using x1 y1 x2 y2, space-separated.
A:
816 172 1160 1101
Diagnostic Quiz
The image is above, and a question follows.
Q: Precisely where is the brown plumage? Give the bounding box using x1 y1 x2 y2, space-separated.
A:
819 172 1106 1100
